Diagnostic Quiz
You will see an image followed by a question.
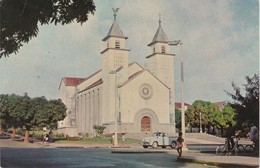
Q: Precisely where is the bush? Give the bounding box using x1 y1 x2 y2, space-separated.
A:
93 125 106 137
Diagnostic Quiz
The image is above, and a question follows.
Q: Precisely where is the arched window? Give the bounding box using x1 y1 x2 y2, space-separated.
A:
115 40 120 48
161 45 166 53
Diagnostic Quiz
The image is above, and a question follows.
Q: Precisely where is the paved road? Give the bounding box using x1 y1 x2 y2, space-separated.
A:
1 134 258 168
1 147 210 168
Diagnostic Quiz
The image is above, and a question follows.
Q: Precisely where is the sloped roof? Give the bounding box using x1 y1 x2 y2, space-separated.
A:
103 20 128 41
79 79 103 93
148 21 169 46
119 69 169 90
63 77 86 86
175 102 191 109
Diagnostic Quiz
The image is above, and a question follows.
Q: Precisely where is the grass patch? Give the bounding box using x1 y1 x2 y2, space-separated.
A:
55 137 141 145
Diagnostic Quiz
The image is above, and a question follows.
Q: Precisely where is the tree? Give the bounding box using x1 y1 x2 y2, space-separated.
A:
226 73 259 128
185 100 219 132
5 94 25 139
43 99 67 129
93 125 106 137
213 104 236 135
1 0 96 58
175 108 181 129
0 94 66 142
31 97 66 130
16 93 33 142
0 94 12 134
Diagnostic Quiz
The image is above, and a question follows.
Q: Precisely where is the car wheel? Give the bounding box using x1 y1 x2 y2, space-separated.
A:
152 142 158 148
170 141 176 149
143 145 148 148
162 146 166 149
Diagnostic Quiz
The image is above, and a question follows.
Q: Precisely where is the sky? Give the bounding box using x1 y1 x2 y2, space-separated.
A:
0 0 259 104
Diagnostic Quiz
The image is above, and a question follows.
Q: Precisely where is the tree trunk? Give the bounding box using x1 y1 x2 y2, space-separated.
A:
11 127 16 139
24 130 29 143
221 127 224 137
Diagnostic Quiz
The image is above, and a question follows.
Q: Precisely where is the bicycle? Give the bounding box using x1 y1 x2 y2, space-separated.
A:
244 141 255 154
216 136 245 156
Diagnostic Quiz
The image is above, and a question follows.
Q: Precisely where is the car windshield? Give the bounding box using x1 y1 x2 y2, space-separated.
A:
153 132 161 136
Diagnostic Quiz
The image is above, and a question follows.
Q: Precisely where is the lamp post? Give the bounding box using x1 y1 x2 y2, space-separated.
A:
109 65 123 147
169 40 185 144
200 112 202 133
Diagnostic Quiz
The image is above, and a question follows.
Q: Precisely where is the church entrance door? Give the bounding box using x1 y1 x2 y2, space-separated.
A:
141 116 150 131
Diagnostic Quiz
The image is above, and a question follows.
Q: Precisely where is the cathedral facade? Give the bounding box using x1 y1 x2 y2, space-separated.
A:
58 11 176 136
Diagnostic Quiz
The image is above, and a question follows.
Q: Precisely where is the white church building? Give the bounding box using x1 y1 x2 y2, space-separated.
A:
58 10 176 136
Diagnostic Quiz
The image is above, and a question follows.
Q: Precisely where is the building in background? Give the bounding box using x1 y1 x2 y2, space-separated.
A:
175 102 191 112
58 10 176 136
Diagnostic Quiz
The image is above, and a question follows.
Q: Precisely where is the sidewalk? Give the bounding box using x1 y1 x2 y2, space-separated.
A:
177 153 259 168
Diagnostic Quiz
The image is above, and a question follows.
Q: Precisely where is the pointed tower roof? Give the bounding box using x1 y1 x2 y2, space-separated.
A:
148 18 169 46
103 8 128 41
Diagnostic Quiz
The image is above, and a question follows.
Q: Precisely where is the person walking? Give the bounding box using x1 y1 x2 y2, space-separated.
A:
176 131 184 157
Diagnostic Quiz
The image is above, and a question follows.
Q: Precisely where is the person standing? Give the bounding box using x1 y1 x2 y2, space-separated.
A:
176 131 184 157
111 133 115 146
250 123 259 154
49 130 53 143
42 130 49 143
121 133 125 145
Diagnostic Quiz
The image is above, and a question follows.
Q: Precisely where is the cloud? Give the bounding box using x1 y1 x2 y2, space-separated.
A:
0 0 258 104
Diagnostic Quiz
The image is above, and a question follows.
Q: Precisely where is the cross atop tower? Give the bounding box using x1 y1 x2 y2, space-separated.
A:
112 8 120 20
159 14 162 27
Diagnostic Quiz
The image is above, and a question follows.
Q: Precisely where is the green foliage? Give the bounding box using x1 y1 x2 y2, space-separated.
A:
213 104 236 129
175 108 181 128
0 94 66 131
226 73 259 128
56 137 141 145
1 0 96 58
185 100 219 128
93 125 106 137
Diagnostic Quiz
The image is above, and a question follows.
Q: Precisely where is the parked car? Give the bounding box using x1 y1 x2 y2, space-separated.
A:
142 132 178 149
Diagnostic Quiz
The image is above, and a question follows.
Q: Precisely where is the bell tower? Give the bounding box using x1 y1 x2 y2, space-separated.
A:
145 18 176 132
101 8 130 125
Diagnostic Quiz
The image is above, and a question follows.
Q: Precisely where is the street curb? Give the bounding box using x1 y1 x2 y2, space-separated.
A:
55 146 131 149
177 157 259 168
111 150 170 153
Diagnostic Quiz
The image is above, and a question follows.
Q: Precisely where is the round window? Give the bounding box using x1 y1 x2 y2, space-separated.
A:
140 84 153 99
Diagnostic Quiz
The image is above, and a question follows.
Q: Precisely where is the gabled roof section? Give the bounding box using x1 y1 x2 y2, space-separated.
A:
79 79 103 93
59 77 86 90
119 69 169 90
103 20 128 41
63 77 86 86
148 19 169 46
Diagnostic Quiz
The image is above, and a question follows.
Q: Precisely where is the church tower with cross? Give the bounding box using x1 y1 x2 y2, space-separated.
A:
58 9 176 136
100 8 130 125
145 17 176 133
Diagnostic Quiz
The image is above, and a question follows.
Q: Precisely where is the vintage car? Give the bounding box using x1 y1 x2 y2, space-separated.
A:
142 132 178 149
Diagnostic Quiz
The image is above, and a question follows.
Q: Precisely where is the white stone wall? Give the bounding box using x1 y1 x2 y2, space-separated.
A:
58 82 77 129
76 86 102 135
120 70 170 125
